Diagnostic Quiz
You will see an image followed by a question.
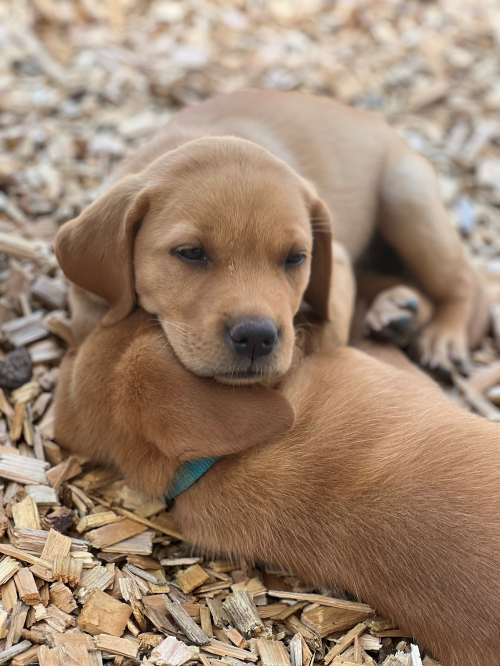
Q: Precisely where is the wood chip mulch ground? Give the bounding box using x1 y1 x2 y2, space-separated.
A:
0 0 500 664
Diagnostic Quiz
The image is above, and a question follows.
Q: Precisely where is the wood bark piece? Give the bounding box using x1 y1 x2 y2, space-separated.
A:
78 588 132 636
94 634 139 659
86 519 147 550
207 597 232 628
0 640 32 665
203 638 258 662
5 601 29 650
0 555 22 584
176 564 210 593
267 592 375 615
165 599 210 645
14 568 42 605
324 623 368 664
12 496 41 529
143 604 177 636
253 639 291 666
223 591 264 638
11 643 40 666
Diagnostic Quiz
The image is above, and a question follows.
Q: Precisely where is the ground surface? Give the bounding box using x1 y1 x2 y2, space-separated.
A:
0 0 499 664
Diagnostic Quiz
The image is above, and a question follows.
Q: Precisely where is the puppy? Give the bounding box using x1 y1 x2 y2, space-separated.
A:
55 89 489 376
55 310 500 666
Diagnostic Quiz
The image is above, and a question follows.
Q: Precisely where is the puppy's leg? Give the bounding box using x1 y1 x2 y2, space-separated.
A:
363 283 434 347
379 138 490 372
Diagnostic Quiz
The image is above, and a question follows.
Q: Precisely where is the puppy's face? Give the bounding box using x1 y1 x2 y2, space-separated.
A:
55 138 332 384
134 159 313 383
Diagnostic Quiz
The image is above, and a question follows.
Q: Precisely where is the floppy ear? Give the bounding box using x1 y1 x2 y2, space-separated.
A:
113 324 295 465
303 197 334 321
54 175 149 326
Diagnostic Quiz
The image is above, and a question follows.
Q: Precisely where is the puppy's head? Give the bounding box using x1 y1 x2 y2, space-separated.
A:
55 137 333 383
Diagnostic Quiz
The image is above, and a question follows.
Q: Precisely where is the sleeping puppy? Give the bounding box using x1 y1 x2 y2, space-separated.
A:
55 89 489 377
55 309 500 666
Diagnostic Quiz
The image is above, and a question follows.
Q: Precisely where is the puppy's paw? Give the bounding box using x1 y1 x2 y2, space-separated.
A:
417 324 469 379
364 286 421 346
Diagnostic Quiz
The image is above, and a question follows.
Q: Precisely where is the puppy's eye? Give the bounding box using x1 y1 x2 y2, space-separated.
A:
285 253 306 267
176 247 207 263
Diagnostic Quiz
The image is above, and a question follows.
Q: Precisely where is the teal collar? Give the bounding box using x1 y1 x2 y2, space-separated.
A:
166 456 220 501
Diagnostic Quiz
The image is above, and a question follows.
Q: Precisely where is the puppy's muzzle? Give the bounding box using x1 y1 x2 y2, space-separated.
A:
227 318 278 361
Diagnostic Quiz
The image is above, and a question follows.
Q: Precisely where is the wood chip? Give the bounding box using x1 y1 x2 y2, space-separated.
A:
0 454 49 485
324 623 368 664
0 555 22 585
223 591 264 638
14 568 42 605
0 640 32 665
204 638 258 662
301 606 372 638
78 588 132 636
86 519 147 550
267 592 375 615
253 639 291 666
76 566 115 603
48 581 78 613
76 512 121 533
41 528 72 561
52 555 83 586
177 564 210 593
12 496 41 530
165 599 210 645
151 635 198 666
94 634 139 658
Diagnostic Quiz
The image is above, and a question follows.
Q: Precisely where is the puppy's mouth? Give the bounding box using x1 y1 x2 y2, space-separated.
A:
213 367 265 385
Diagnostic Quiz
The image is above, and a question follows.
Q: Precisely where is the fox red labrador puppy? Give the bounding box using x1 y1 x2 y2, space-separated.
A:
55 308 500 666
55 89 489 376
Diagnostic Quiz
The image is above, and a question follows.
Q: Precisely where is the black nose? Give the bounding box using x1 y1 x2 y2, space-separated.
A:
228 318 278 360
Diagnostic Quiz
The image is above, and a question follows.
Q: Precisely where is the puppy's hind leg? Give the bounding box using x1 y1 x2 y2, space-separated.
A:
378 137 490 373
